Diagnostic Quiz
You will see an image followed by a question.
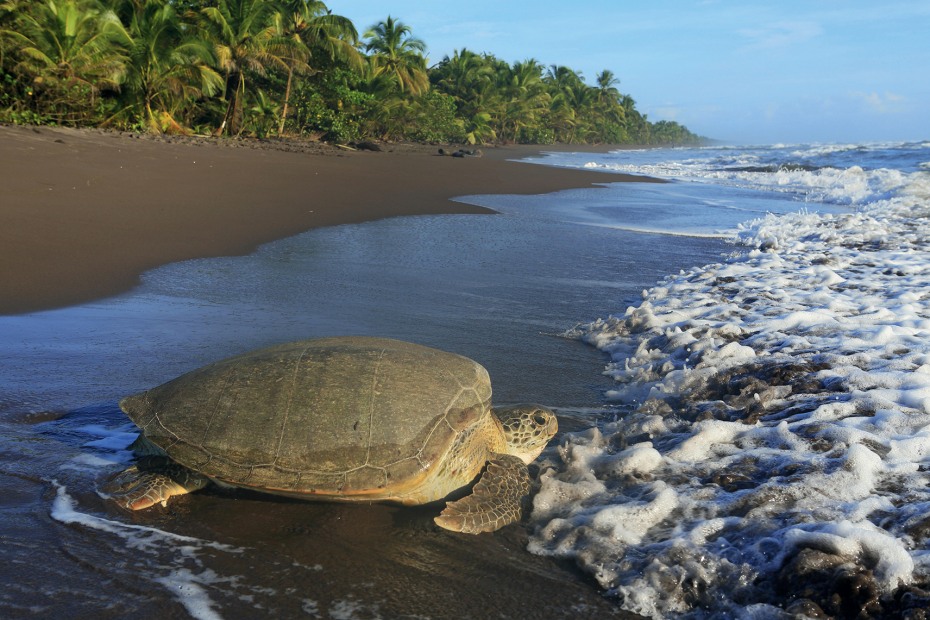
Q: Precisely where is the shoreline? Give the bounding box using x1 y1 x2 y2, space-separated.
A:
1 124 657 315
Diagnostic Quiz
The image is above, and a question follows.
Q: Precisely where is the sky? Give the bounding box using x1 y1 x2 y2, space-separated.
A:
327 0 930 145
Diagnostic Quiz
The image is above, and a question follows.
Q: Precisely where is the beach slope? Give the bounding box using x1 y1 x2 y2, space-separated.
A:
0 125 643 315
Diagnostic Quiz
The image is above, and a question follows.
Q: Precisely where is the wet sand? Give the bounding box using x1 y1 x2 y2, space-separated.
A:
0 124 650 315
0 125 666 617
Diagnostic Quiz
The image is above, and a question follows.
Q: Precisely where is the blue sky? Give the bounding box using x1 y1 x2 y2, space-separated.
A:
327 1 930 145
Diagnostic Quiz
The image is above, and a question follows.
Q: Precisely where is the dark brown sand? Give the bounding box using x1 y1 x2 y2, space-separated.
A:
1 125 653 617
0 124 649 315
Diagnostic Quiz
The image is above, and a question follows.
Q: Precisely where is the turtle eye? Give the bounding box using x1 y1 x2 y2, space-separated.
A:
533 412 548 426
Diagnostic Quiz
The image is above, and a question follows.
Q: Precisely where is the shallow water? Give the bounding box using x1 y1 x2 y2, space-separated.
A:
527 142 930 618
0 181 729 618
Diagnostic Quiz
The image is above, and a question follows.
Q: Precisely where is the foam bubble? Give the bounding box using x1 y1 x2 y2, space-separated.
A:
535 142 930 616
154 569 224 620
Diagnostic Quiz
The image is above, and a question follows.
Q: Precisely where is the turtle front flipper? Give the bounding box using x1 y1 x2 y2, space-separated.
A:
434 454 531 534
103 458 209 510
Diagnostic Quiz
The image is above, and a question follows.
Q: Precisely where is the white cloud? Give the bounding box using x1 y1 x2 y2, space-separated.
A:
852 91 908 114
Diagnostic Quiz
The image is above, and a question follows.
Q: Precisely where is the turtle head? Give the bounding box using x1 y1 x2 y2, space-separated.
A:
494 405 558 464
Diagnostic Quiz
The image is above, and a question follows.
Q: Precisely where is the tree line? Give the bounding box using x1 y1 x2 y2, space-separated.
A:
0 0 704 145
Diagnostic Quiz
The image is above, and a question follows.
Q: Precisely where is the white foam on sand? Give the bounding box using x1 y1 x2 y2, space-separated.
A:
530 161 930 616
50 481 244 619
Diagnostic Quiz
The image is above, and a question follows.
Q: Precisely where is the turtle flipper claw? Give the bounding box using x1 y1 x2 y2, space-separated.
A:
434 455 530 534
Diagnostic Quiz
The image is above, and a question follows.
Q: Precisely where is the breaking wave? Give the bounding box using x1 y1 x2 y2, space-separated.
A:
528 142 930 617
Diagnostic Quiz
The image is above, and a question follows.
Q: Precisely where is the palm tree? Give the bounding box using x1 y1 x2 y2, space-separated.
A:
596 70 619 96
543 65 600 142
198 0 307 135
545 64 583 91
590 69 626 142
595 69 623 116
499 58 548 142
543 65 578 142
363 16 428 95
274 0 359 135
4 0 129 123
120 1 222 132
619 93 649 142
432 49 491 103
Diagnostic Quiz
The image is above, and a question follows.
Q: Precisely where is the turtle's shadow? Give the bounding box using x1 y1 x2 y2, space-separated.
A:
205 483 447 533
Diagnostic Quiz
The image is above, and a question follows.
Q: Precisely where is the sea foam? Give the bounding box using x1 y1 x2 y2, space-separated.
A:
530 145 930 617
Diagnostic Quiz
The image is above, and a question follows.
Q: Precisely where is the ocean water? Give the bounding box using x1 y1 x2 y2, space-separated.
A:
1 141 925 618
522 142 930 618
0 159 729 617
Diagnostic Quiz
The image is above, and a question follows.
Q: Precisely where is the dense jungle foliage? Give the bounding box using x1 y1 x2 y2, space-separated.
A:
0 0 704 145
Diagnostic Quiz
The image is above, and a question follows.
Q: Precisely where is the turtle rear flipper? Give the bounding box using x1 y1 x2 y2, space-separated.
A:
434 455 530 534
103 459 209 510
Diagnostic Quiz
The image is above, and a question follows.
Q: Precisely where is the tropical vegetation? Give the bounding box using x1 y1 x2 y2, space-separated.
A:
0 0 703 145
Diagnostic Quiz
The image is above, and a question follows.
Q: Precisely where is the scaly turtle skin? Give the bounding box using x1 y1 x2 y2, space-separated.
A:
105 337 558 534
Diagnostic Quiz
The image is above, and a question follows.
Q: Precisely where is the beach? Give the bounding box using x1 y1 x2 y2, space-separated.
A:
0 124 646 315
4 125 727 618
8 127 928 617
10 126 929 617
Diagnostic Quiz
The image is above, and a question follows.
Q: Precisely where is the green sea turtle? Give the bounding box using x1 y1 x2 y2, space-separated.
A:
106 336 558 534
